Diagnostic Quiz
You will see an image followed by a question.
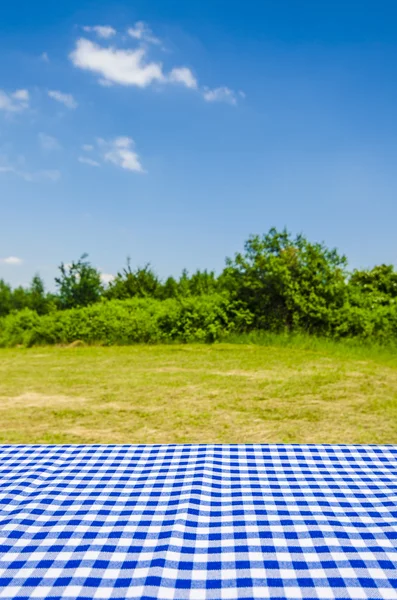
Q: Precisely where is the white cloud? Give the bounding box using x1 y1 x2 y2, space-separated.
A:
0 165 60 182
169 67 197 89
83 25 117 39
48 90 78 109
127 21 160 45
39 133 61 151
70 39 200 91
203 86 238 105
69 28 241 102
13 90 29 101
41 52 49 62
0 89 30 113
100 272 115 285
70 39 164 88
78 137 144 172
0 256 23 265
99 136 144 173
78 156 100 167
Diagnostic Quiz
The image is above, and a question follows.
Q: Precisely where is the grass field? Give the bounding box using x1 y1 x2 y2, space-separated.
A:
1 340 397 444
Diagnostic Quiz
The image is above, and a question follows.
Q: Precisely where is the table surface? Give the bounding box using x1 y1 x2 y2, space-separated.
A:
0 444 396 599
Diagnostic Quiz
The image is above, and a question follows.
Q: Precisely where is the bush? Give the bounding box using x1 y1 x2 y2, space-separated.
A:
1 292 397 348
331 301 397 343
0 295 251 347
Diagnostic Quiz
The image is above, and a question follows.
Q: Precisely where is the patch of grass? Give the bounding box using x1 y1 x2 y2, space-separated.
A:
222 331 397 364
0 339 396 444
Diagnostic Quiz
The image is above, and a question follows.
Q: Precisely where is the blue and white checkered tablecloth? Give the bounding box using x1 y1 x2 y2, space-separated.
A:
0 445 396 600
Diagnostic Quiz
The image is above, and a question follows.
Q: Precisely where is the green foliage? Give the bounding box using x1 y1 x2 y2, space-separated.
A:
1 228 397 346
27 275 55 315
0 280 12 317
105 262 222 301
349 265 397 303
188 270 219 296
177 268 190 298
55 254 103 309
158 269 220 299
0 295 250 347
224 228 348 334
0 275 52 317
105 260 160 300
160 276 179 299
0 308 41 347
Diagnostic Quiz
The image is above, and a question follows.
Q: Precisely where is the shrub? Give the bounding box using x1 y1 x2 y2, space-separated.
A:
0 295 250 347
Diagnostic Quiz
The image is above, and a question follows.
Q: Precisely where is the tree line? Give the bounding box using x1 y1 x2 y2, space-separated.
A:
1 228 397 344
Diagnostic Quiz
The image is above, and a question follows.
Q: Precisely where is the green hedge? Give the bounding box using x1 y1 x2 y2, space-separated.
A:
0 295 252 347
1 293 396 348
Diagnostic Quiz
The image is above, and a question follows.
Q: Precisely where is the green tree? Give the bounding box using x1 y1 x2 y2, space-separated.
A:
224 227 348 333
160 276 179 299
189 270 219 296
55 254 103 309
0 280 12 317
11 286 31 312
106 259 160 300
177 269 191 298
29 275 49 315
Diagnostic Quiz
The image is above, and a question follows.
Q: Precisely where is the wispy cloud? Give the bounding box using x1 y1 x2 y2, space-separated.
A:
0 164 60 182
203 86 238 105
127 21 160 45
83 25 116 39
39 133 61 151
0 89 30 113
78 156 100 167
79 137 144 173
0 256 23 265
169 67 198 89
41 52 50 62
100 137 144 173
48 90 78 109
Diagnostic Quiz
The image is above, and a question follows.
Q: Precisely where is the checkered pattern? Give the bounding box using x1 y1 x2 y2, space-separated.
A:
0 445 396 599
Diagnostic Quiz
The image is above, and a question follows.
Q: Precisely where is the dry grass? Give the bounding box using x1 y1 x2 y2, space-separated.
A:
0 343 396 444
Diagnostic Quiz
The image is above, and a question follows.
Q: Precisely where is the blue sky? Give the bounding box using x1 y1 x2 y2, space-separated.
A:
1 0 397 288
